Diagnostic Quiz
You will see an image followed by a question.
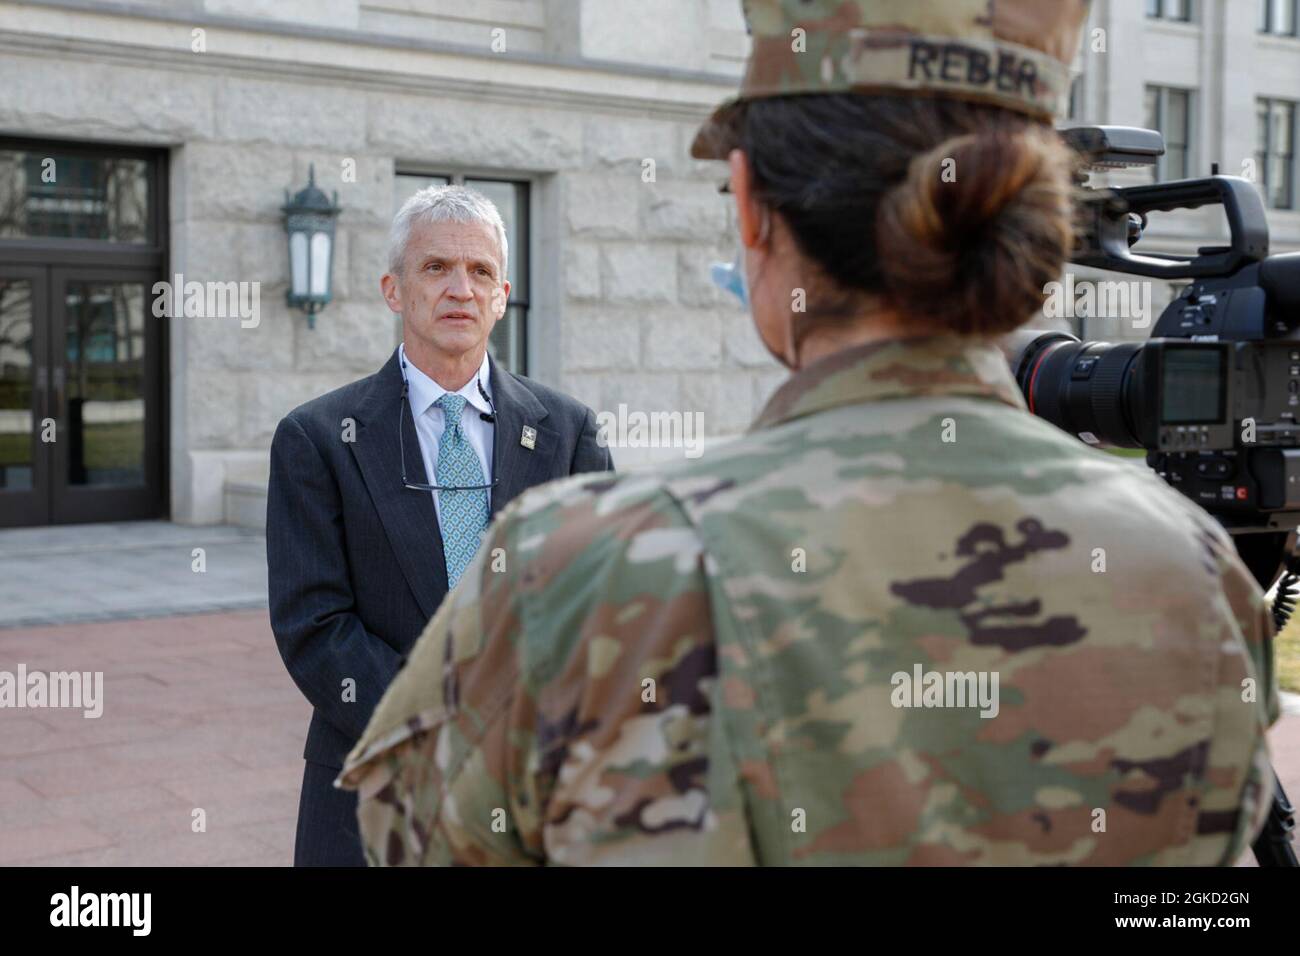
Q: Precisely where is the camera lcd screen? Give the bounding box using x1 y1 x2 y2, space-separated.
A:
1161 346 1225 424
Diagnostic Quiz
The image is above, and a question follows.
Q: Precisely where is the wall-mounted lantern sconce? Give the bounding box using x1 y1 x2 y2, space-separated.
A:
282 164 341 329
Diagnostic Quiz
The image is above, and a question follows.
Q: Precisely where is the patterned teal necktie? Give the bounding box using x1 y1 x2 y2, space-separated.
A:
433 393 489 588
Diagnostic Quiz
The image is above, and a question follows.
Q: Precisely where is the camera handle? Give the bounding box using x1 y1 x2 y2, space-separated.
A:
1072 176 1271 280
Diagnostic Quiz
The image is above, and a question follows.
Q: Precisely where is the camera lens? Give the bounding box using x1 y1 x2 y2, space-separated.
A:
1003 330 1145 448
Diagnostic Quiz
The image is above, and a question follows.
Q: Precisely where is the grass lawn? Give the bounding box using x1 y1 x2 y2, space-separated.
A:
0 431 27 468
0 422 141 474
80 422 143 472
1277 615 1300 694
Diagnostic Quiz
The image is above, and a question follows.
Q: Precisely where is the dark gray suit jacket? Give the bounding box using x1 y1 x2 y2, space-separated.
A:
266 349 612 858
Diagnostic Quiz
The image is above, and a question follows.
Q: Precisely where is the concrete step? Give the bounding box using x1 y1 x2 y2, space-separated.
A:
224 477 268 532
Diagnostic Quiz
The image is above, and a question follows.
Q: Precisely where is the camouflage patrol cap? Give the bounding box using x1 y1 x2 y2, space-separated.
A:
691 0 1092 159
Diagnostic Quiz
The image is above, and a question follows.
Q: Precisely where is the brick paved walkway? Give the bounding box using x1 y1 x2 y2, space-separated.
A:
0 608 1297 866
0 610 307 866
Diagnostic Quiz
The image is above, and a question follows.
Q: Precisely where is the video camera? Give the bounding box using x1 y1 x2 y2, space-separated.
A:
1006 127 1299 865
1006 127 1300 542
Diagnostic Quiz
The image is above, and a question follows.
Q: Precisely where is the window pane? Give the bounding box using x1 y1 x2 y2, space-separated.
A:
1167 90 1189 146
0 149 152 243
489 304 525 374
1263 98 1284 201
1146 0 1160 16
0 279 34 491
1268 101 1296 208
1269 155 1288 206
1169 0 1189 20
1145 88 1161 181
1274 0 1295 33
1261 0 1271 31
64 282 147 488
1168 146 1189 181
465 178 526 300
1272 101 1293 155
392 173 451 215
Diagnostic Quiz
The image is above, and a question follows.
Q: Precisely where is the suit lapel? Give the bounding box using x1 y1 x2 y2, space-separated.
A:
488 356 560 519
349 350 447 620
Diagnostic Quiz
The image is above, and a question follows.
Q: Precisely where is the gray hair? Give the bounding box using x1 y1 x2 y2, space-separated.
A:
387 184 508 279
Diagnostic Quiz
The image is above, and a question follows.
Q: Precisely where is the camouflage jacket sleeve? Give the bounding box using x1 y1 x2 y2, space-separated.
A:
1188 505 1281 862
336 472 747 865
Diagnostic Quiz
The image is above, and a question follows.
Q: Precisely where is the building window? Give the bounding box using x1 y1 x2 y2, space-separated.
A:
1067 75 1084 122
1260 0 1299 34
1257 98 1297 208
393 173 530 375
1146 0 1193 21
0 147 153 244
1145 86 1194 181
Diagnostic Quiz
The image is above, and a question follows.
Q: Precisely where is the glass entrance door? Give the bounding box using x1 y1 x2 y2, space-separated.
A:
51 268 162 523
0 138 166 528
0 266 162 526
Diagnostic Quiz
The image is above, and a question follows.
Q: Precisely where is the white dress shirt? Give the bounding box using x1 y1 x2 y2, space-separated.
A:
399 343 495 524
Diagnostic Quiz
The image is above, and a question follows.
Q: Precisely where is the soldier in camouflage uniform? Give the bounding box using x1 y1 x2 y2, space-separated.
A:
337 0 1280 865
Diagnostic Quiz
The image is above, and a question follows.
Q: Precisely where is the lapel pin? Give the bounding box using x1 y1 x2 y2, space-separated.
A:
521 426 537 450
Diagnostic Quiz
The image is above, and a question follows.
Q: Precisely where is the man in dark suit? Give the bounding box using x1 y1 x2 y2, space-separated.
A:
267 185 613 866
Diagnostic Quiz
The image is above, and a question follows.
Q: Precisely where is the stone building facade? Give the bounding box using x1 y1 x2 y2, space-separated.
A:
0 0 768 528
0 0 1297 528
1066 0 1300 337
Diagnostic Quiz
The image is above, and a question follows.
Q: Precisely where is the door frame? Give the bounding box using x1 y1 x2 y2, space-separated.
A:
0 136 169 527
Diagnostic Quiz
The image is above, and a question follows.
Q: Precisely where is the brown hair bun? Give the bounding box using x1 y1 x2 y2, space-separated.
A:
875 124 1075 334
